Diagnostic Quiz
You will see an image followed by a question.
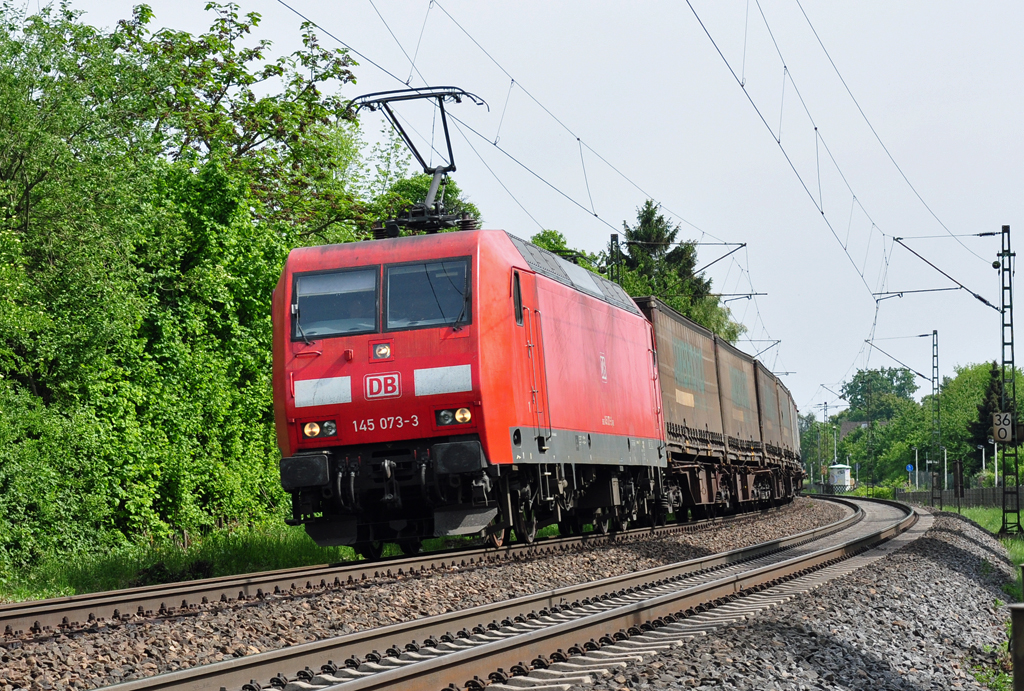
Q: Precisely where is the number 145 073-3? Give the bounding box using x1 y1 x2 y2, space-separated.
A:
353 416 419 432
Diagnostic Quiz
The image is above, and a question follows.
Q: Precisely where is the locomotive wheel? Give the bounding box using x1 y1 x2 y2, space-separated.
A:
357 541 385 560
487 526 508 548
514 502 537 544
485 513 509 548
398 539 422 556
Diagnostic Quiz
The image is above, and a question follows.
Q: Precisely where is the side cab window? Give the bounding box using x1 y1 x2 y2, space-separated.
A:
513 271 523 326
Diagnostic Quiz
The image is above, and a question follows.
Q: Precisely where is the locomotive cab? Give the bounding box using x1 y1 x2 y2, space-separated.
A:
274 235 500 553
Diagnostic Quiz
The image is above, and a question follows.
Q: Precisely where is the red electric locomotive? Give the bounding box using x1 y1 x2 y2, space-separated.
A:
272 87 801 557
272 230 666 556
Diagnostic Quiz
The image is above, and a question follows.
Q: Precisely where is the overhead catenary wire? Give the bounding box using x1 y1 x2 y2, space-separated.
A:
794 0 988 265
864 340 930 381
578 138 597 217
367 0 423 85
429 0 727 242
872 334 934 341
406 0 434 85
450 119 544 230
892 238 998 311
275 0 408 84
685 0 877 297
493 78 514 144
275 0 783 375
449 113 621 233
873 287 962 302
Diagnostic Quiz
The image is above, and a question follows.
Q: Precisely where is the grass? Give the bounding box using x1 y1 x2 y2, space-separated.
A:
844 485 896 499
956 507 1021 689
0 518 574 604
0 521 362 603
961 507 1024 598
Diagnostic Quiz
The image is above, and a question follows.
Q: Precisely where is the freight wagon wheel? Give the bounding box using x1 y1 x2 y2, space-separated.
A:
592 510 610 536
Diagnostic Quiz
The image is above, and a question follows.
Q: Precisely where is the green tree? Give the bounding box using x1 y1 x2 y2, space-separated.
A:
936 362 996 474
840 368 919 421
0 2 379 570
614 202 744 342
621 200 710 299
530 229 601 270
969 362 1005 451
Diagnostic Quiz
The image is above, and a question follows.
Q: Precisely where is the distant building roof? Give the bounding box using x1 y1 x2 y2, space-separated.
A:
839 419 888 440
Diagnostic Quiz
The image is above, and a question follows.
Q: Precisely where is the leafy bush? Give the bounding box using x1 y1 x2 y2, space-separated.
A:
0 3 366 573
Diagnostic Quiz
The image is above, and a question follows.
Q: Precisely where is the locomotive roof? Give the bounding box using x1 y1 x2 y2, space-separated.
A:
506 233 642 317
283 231 643 318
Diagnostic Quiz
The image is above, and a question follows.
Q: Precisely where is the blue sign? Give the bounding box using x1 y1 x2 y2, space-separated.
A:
906 464 914 472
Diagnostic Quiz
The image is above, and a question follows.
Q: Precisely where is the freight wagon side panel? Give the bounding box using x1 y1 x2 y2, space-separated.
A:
790 396 802 461
635 297 725 456
755 361 784 454
777 382 795 455
714 337 762 458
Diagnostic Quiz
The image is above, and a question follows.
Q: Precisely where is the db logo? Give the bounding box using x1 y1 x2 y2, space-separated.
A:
364 372 401 399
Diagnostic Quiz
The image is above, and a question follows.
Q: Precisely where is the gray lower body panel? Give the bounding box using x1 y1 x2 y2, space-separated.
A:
509 426 665 467
433 506 498 537
303 516 358 546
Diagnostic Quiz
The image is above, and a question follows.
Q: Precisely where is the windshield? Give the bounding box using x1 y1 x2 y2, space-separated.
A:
293 268 378 339
386 259 470 330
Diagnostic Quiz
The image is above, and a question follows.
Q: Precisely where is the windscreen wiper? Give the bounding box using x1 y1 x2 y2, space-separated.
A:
291 303 311 344
451 273 469 331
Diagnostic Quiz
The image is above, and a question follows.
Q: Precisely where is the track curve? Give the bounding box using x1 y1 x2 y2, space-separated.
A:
94 497 912 691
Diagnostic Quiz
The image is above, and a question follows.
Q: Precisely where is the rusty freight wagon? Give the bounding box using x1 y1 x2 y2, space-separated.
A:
636 298 802 516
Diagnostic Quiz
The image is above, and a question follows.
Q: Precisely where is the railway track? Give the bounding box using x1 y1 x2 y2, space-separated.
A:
91 497 914 691
1 509 768 641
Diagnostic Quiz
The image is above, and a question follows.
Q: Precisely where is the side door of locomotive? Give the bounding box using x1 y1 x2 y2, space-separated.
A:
511 269 551 453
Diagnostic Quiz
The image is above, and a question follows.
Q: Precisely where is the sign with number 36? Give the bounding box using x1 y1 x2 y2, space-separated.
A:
994 412 1014 442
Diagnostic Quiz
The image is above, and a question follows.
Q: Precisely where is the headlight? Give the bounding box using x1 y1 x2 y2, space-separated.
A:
302 420 338 438
373 343 391 359
436 408 473 426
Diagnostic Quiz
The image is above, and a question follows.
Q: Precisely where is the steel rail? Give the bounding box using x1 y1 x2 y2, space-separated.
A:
95 497 873 691
1 508 768 639
339 498 915 691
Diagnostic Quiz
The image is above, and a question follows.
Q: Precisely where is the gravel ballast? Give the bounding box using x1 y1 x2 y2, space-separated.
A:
0 498 845 690
575 510 1014 690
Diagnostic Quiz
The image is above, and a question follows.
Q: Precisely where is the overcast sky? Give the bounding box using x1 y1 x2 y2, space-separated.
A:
67 0 1024 417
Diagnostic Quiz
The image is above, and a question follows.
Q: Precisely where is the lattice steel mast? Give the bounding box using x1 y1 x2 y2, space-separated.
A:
930 329 942 508
1000 224 1020 535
